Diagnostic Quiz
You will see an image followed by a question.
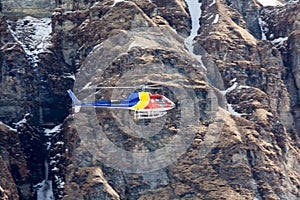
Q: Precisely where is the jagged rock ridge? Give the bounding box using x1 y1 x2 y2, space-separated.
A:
0 0 300 199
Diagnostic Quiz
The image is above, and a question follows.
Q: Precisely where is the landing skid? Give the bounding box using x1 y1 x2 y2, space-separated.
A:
134 110 167 119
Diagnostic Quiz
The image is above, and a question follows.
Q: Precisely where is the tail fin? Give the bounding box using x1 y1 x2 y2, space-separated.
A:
67 90 81 113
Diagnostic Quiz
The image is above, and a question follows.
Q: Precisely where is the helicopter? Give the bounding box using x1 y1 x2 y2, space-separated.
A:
67 85 175 119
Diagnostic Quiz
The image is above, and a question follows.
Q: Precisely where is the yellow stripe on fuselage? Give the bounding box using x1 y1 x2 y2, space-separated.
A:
132 92 150 110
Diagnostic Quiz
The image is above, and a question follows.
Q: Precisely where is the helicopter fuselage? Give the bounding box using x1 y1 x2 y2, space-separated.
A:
94 92 175 111
67 90 175 119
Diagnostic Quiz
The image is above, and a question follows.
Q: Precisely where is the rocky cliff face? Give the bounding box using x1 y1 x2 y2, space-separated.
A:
1 0 300 199
2 0 56 17
0 15 40 125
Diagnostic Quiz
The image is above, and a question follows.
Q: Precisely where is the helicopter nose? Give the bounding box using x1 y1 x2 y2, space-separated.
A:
171 102 175 109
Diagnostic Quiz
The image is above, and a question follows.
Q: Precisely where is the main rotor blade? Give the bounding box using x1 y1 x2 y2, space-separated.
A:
96 84 162 90
96 86 137 89
143 86 162 90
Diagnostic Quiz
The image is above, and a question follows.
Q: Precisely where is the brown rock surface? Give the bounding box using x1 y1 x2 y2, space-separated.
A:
1 0 300 199
260 2 300 40
0 122 29 199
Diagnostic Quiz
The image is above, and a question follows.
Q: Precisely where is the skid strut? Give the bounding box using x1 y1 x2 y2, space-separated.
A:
134 110 167 119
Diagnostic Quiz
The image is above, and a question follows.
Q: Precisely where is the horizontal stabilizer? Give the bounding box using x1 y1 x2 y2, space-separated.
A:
67 90 82 113
74 105 81 113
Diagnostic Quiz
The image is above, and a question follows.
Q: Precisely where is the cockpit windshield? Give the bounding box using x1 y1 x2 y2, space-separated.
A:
163 96 173 103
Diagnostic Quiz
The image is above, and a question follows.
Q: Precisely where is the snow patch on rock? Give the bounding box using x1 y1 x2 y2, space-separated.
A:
184 0 206 71
257 0 284 6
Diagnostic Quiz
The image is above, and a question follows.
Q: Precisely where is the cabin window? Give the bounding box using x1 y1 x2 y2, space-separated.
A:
155 98 164 102
158 103 167 107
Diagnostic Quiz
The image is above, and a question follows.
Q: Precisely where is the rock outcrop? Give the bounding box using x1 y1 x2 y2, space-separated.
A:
259 0 300 134
0 16 39 125
286 31 300 135
0 121 29 199
260 2 300 40
1 0 300 199
2 0 56 17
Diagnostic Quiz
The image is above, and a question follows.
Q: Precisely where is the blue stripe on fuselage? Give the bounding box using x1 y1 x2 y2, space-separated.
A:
78 92 140 108
92 93 140 108
93 100 129 108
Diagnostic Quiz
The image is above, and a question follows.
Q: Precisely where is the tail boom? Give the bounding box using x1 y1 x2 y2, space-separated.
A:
67 90 134 112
